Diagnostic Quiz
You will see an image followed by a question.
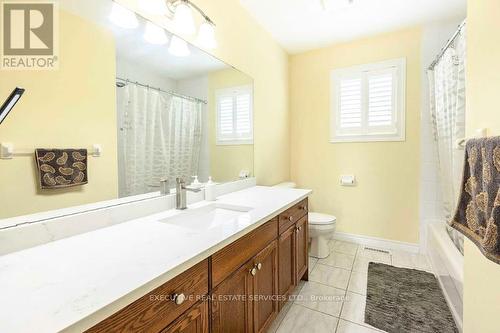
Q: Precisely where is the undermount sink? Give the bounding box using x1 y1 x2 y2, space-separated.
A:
159 203 253 232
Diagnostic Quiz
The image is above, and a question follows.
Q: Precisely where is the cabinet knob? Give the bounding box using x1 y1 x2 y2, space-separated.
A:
300 205 307 211
173 293 186 305
288 216 294 222
257 262 262 270
250 267 257 276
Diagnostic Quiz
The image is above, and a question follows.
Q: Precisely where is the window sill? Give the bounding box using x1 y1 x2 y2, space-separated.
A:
216 139 254 146
330 134 405 143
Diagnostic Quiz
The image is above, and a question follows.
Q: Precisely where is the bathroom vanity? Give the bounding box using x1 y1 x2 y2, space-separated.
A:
0 185 311 333
86 199 309 333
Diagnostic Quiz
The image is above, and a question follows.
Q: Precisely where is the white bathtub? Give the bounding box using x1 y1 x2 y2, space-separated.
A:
426 221 463 332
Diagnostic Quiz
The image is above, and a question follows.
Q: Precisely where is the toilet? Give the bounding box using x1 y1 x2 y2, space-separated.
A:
274 182 337 259
307 212 337 258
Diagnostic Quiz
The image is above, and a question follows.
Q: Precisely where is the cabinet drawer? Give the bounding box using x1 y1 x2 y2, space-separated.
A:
278 199 308 234
212 218 278 287
86 259 209 333
160 300 208 333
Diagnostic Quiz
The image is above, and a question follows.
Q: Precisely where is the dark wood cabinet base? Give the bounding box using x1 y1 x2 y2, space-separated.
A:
87 199 308 333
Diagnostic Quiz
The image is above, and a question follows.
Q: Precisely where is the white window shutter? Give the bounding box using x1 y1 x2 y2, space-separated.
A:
338 78 362 129
367 70 394 127
219 96 234 135
236 93 251 135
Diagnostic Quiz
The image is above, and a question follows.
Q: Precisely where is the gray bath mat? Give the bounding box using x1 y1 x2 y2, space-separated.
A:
365 263 458 333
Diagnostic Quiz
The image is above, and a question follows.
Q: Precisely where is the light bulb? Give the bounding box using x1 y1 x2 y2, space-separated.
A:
109 2 138 29
173 2 195 35
139 0 168 15
144 22 168 45
196 21 217 49
168 36 190 57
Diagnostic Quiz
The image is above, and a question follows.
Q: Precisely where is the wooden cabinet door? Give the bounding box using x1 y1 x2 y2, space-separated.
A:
161 301 208 333
86 260 209 333
278 224 296 309
212 219 278 288
295 216 308 282
211 260 254 333
252 240 279 333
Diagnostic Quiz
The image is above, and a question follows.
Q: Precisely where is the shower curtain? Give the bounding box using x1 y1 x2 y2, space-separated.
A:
428 25 466 254
118 84 202 196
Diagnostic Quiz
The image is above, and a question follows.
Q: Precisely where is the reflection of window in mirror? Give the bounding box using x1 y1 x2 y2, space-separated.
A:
216 86 253 145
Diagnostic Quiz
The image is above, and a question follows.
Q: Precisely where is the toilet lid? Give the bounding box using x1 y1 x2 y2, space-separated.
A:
308 212 336 225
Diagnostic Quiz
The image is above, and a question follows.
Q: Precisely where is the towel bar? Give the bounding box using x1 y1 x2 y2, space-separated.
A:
454 128 489 150
455 138 466 149
0 143 102 159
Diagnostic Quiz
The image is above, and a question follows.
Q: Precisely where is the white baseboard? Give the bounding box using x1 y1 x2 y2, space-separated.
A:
333 232 420 254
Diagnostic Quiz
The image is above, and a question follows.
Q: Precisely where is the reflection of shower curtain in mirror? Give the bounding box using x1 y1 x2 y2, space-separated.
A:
428 26 466 254
118 84 202 196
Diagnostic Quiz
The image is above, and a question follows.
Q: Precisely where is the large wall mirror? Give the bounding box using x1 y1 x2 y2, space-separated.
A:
0 0 254 220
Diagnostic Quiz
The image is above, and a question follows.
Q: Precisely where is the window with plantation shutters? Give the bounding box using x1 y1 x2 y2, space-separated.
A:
331 58 406 142
216 85 253 145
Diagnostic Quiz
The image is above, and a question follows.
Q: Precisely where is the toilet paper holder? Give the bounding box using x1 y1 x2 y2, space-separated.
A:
340 175 356 186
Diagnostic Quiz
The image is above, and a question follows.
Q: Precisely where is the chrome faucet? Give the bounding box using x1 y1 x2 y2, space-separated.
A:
176 177 201 210
160 177 170 195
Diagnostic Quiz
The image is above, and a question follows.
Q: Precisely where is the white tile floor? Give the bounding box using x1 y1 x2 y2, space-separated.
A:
268 240 433 333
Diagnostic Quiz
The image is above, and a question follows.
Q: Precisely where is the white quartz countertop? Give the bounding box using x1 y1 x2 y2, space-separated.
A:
0 186 311 333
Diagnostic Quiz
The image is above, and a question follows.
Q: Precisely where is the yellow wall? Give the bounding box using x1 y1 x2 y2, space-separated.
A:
117 0 290 186
207 68 254 182
0 11 118 219
463 1 500 332
289 27 422 243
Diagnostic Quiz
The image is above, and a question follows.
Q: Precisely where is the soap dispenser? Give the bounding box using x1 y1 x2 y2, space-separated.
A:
205 176 216 201
191 175 202 189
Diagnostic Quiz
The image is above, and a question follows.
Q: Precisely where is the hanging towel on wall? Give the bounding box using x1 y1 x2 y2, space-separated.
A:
35 149 88 189
450 137 500 264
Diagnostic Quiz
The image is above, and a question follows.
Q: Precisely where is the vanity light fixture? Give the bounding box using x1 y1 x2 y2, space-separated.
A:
169 35 190 57
109 1 216 54
0 87 25 125
109 2 138 29
144 22 169 45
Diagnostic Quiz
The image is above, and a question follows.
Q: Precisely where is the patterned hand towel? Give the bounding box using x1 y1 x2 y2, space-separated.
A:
450 137 500 264
35 149 88 189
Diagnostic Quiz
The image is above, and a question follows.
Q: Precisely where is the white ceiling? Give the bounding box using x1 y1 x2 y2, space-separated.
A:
61 0 228 80
239 0 466 54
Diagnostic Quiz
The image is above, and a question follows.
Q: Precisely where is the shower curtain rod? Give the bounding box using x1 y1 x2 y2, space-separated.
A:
427 20 466 71
116 77 207 105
